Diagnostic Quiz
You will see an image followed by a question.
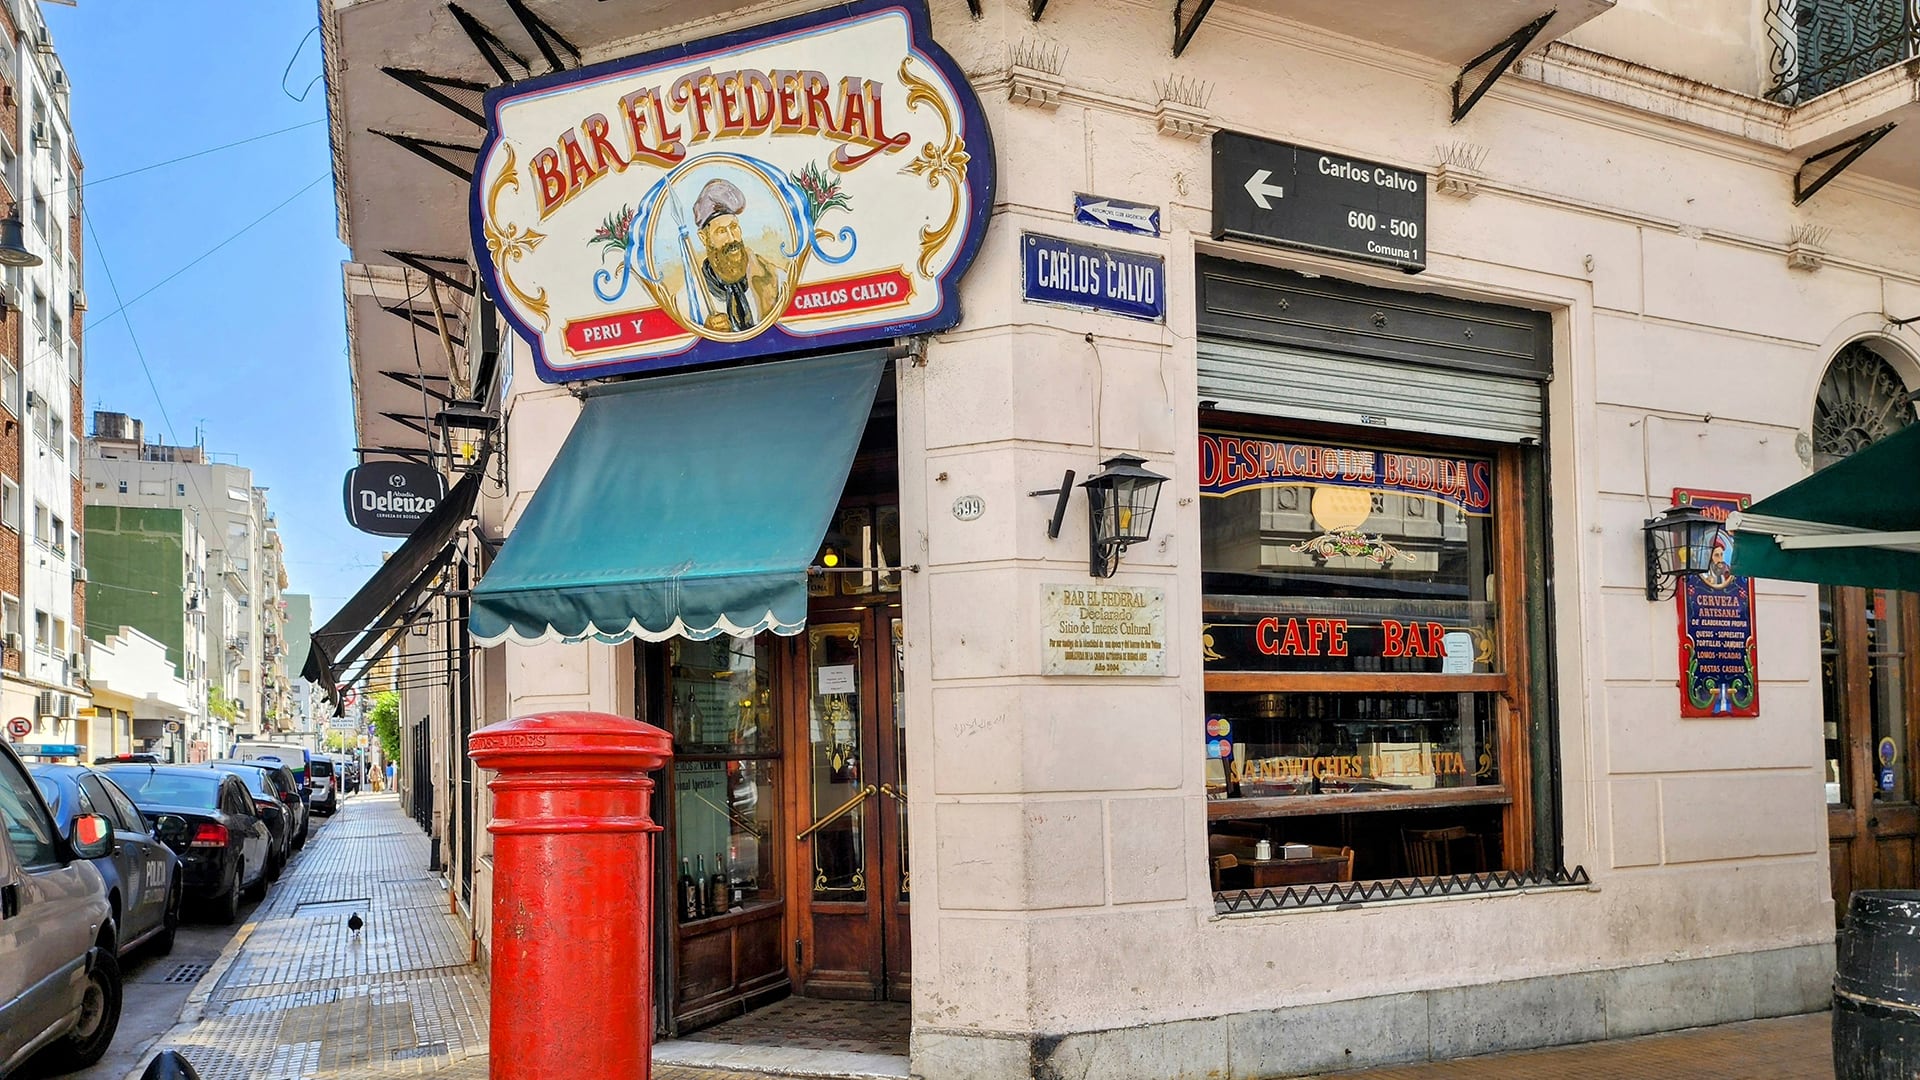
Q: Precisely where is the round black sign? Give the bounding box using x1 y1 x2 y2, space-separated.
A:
343 461 446 537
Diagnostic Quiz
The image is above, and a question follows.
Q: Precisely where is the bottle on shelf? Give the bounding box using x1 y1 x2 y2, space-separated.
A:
694 855 710 917
708 851 730 915
679 857 700 922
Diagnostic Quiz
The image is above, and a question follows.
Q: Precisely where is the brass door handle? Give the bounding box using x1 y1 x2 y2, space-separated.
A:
796 784 876 842
878 783 908 805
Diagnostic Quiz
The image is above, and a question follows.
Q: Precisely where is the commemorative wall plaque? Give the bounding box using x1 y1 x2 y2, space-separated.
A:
1042 584 1168 676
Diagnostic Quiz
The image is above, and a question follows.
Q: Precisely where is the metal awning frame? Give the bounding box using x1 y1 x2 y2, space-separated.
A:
1729 510 1920 554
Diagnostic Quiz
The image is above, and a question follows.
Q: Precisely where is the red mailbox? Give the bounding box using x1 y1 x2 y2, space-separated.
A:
469 712 672 1079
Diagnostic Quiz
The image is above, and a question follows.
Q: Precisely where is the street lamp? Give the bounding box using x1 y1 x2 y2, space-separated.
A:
1643 504 1721 600
1080 454 1169 578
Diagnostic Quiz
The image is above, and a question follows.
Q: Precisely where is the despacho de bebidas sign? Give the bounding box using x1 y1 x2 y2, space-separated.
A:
469 0 995 383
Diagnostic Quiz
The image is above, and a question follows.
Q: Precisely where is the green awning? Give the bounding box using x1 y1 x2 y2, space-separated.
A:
470 350 885 645
1729 421 1920 591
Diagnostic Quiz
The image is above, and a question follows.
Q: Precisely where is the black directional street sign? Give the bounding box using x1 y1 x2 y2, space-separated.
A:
1212 131 1428 273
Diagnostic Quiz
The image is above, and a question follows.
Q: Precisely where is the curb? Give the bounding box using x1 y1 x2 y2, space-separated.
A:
112 803 342 1080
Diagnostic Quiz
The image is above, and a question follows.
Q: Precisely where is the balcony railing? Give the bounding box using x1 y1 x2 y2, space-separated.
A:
1768 0 1920 102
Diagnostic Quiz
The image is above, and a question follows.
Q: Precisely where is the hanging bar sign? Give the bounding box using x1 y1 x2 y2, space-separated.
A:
1021 233 1165 322
1673 488 1759 718
1211 131 1427 273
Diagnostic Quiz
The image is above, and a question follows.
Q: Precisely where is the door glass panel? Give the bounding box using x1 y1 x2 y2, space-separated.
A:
1869 590 1908 802
1822 587 1847 806
892 617 908 902
810 623 866 901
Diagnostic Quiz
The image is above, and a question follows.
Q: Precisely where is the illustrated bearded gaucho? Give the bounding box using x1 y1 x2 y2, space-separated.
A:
689 178 787 333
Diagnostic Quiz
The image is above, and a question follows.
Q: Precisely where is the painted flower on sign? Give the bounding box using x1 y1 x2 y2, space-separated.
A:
592 205 637 260
1291 530 1406 566
791 160 853 221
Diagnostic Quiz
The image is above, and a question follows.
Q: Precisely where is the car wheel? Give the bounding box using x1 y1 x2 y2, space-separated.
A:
42 945 123 1070
153 876 182 956
214 860 243 925
268 845 284 883
294 822 307 849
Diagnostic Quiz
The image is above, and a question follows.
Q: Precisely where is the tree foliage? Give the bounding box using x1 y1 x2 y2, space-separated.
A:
370 691 401 762
207 686 238 722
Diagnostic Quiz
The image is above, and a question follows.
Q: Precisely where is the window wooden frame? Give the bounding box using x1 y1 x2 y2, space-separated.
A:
1200 411 1536 872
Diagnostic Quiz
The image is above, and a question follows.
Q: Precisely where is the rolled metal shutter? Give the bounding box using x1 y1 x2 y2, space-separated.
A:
1198 337 1544 444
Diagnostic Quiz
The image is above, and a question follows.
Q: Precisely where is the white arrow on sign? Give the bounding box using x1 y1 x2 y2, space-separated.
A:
1078 200 1157 233
1244 169 1286 210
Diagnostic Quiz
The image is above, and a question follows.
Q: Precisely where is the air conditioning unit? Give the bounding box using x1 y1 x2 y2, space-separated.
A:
0 281 20 309
68 286 83 312
30 120 46 147
34 27 52 53
71 564 85 583
23 390 36 410
35 689 63 718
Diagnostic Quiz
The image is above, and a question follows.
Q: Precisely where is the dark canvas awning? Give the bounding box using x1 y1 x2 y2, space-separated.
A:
1729 422 1920 591
470 351 885 645
304 446 490 703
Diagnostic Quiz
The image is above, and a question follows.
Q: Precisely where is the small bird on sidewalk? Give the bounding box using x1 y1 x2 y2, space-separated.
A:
347 912 364 936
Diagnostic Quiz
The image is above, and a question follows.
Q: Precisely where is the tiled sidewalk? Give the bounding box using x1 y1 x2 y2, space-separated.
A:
137 796 1836 1080
132 794 489 1080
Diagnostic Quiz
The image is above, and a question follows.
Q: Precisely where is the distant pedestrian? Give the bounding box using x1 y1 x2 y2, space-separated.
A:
386 761 396 792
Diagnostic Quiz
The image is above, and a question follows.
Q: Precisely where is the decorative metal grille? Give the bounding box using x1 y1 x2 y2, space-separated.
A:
1213 865 1592 914
1813 342 1915 465
1768 0 1920 102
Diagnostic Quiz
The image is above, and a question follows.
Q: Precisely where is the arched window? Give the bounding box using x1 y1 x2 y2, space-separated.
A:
1813 341 1915 466
1816 340 1920 919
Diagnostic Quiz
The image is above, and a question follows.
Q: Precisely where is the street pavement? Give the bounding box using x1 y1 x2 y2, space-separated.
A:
83 790 1838 1080
107 792 486 1080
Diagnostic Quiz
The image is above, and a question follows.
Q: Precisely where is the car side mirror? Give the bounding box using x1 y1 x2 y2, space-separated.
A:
69 813 113 859
152 815 189 847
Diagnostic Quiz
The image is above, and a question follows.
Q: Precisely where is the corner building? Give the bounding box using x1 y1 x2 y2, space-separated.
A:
318 0 1920 1073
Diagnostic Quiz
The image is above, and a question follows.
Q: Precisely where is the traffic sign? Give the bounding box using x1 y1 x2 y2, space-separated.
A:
165 720 182 734
1211 131 1428 273
1020 233 1165 323
1073 193 1160 237
6 716 29 739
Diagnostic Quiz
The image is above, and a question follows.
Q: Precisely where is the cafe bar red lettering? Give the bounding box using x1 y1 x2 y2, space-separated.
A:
1255 617 1352 657
1254 617 1443 659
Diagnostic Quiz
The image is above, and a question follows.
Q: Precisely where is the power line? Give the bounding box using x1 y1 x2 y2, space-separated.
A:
52 119 327 200
79 173 328 335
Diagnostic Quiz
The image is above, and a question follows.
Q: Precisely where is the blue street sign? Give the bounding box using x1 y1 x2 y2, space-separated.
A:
1073 193 1161 237
1021 233 1164 323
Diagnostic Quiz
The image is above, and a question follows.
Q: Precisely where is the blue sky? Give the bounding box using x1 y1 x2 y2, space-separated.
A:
45 2 385 626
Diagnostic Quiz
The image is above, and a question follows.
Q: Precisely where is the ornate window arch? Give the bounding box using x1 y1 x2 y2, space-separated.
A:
1813 341 1917 467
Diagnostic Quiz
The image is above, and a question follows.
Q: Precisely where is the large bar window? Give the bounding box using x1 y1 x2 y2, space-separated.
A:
1201 426 1534 894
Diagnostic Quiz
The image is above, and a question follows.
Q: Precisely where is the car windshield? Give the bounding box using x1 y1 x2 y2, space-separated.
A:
103 769 221 808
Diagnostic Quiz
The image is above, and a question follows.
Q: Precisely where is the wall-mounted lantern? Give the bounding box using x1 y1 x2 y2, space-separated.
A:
1643 505 1720 600
0 214 40 269
1032 453 1170 578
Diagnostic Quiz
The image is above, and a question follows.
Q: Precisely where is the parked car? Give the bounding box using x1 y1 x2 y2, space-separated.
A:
0 739 121 1075
97 765 271 925
205 763 290 880
214 759 307 849
29 764 184 959
307 756 339 816
232 742 313 807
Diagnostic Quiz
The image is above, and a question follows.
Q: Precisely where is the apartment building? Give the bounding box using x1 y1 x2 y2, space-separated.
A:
0 0 87 750
86 411 291 745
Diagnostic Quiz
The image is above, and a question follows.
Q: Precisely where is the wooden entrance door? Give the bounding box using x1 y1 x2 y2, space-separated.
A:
789 602 909 998
1825 586 1920 919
